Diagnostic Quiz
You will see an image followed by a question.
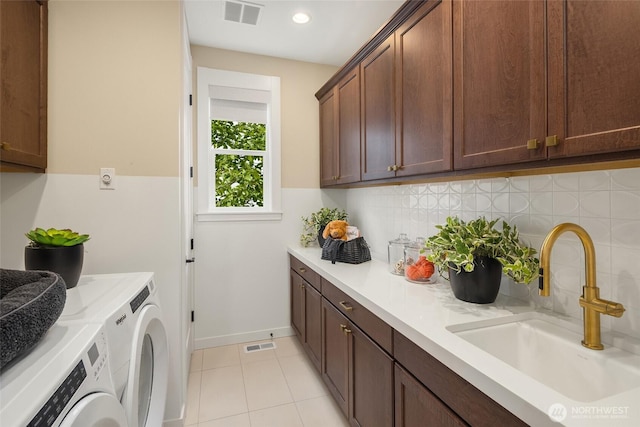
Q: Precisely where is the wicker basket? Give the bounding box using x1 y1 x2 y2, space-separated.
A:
321 237 371 264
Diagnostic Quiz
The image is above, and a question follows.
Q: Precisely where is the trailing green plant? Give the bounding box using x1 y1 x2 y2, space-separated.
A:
26 228 90 247
300 207 348 247
424 216 538 284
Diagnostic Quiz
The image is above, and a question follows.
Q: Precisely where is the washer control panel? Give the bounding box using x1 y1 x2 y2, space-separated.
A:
26 330 108 427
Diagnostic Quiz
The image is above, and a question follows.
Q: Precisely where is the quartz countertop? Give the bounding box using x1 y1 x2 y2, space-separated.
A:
287 245 640 427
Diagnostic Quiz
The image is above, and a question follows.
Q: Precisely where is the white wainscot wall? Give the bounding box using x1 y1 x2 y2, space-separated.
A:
0 172 184 424
192 187 345 348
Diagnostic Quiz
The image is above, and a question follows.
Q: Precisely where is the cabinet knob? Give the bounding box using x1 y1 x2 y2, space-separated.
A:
300 284 305 289
339 324 347 331
387 165 400 172
545 135 559 147
343 327 352 336
387 166 393 172
0 142 12 151
526 139 539 150
299 267 307 273
339 301 353 311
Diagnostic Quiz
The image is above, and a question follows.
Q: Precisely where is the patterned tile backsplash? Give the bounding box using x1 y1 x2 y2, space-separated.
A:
344 167 640 340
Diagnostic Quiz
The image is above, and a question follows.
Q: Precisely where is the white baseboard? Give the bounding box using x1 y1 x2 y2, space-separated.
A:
195 326 294 349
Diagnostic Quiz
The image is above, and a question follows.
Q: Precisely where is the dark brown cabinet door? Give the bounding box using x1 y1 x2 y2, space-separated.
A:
319 89 338 186
0 0 47 172
361 34 396 181
322 298 349 416
395 364 467 427
304 283 322 372
453 0 546 170
336 69 361 185
395 0 453 177
290 270 305 341
547 0 640 158
349 322 394 427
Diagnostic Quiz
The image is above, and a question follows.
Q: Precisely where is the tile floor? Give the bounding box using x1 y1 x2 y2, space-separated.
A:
185 336 350 427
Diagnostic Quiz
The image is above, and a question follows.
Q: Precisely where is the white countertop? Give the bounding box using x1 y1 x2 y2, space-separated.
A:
288 246 640 427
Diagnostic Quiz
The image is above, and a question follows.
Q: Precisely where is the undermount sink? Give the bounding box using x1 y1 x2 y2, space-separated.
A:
446 312 640 402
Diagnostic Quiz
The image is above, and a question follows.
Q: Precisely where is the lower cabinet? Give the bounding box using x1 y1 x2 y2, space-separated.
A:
321 298 394 427
395 364 467 427
290 263 322 371
290 255 527 427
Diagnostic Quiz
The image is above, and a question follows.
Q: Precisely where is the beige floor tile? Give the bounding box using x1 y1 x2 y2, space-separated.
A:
202 344 240 370
249 403 304 427
198 365 248 422
296 395 350 427
190 349 203 372
184 371 201 426
197 413 251 427
242 358 293 411
278 354 327 401
238 341 278 365
274 335 303 358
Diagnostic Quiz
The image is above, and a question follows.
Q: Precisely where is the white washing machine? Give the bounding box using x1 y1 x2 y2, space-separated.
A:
60 272 168 427
0 322 128 427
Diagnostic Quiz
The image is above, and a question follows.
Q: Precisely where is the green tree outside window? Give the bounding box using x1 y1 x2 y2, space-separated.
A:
211 120 266 207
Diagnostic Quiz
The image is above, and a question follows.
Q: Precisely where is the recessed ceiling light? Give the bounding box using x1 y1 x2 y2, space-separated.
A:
292 12 311 24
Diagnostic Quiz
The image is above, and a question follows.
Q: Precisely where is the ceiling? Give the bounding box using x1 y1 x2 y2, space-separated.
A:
184 0 405 66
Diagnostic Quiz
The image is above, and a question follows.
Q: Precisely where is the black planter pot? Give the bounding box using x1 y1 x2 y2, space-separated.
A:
25 244 84 288
448 256 502 304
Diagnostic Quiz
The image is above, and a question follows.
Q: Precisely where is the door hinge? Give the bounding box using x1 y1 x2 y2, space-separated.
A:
189 94 192 106
190 166 193 178
191 311 194 322
190 238 194 250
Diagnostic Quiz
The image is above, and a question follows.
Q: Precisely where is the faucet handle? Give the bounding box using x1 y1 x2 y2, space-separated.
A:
580 297 625 318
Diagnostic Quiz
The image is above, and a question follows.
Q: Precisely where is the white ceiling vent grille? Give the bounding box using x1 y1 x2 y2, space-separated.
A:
224 1 264 26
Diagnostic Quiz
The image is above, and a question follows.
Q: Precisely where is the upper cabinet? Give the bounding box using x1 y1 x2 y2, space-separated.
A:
0 0 48 172
395 0 452 176
361 34 396 181
453 0 546 169
317 0 640 187
546 0 640 159
319 68 361 186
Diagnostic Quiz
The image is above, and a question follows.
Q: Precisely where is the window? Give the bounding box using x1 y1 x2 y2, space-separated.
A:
197 67 281 221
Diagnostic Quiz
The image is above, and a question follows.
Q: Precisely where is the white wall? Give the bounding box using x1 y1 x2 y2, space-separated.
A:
193 188 345 347
344 167 640 341
0 172 183 420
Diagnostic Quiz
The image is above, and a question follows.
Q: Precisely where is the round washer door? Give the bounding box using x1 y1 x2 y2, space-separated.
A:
60 392 128 427
122 304 168 427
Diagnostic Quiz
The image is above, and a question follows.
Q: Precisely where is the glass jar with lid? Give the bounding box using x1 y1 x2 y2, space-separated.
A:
404 243 438 284
388 233 411 275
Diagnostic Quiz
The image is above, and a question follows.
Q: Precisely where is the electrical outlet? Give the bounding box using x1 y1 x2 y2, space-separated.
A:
100 168 116 190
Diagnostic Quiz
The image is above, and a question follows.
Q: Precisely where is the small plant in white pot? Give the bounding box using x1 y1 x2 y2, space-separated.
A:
425 216 538 303
25 228 90 288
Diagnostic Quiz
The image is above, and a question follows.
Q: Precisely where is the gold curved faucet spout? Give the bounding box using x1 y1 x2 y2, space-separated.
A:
539 223 625 350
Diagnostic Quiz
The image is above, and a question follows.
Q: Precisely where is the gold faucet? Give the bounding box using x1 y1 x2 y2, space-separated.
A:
539 223 625 350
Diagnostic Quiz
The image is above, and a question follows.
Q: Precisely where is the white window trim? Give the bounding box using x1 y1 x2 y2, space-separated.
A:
196 67 282 222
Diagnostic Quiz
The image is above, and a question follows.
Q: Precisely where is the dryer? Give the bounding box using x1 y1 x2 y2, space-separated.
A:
0 322 128 427
60 272 168 427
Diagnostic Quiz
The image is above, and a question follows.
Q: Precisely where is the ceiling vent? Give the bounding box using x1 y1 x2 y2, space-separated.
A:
224 1 264 26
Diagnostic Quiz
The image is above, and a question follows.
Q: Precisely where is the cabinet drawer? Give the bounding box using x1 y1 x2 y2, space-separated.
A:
322 278 393 354
394 331 526 427
289 255 321 291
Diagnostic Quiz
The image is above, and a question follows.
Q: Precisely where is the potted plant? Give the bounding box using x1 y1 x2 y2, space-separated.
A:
300 207 348 247
425 216 538 304
24 227 90 289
